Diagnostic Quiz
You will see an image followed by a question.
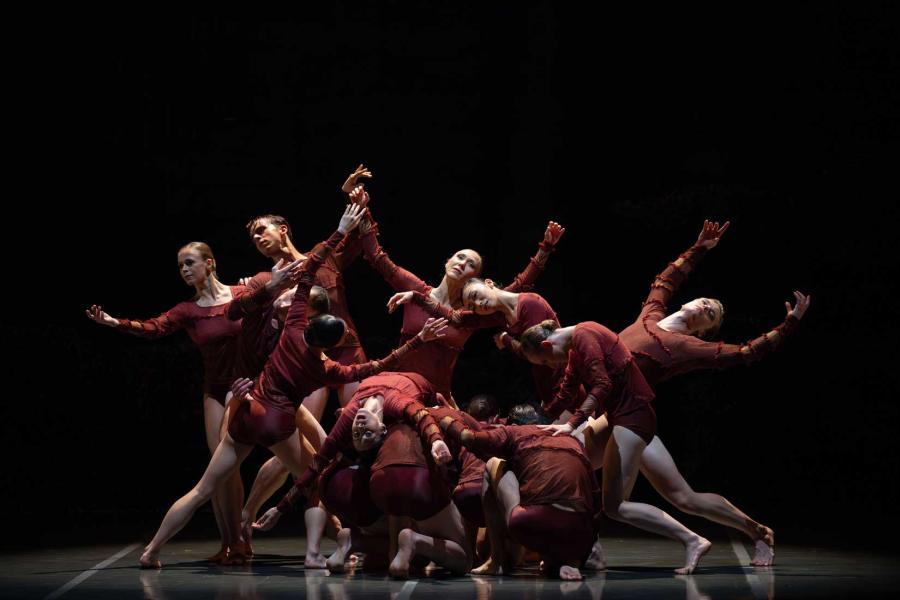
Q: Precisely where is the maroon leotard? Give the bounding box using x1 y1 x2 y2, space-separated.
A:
276 372 443 512
549 322 656 439
114 286 247 400
359 218 551 399
228 231 425 448
619 243 800 387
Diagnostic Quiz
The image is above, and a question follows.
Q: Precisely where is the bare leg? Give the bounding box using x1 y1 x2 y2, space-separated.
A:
301 387 330 423
472 458 512 575
401 502 472 575
296 404 327 450
140 434 253 568
303 505 330 568
603 426 710 575
202 395 237 560
336 381 360 408
584 415 611 470
640 435 775 566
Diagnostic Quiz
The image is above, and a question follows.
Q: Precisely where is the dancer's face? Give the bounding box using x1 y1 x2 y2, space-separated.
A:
177 249 211 287
249 218 287 257
444 249 482 282
523 343 567 367
680 297 723 335
351 408 386 451
463 281 498 314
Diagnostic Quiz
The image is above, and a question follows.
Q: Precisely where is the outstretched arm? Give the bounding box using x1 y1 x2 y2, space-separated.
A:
438 415 511 461
712 291 809 369
323 317 450 385
86 303 185 339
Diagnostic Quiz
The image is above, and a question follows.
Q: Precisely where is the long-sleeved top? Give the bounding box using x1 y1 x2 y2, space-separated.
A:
114 285 247 397
619 243 800 388
277 371 444 512
441 419 597 513
251 230 424 418
360 218 552 398
549 322 656 429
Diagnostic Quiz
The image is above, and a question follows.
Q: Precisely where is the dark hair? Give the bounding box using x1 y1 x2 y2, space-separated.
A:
308 285 331 315
246 214 293 241
519 319 559 353
466 394 498 421
507 403 540 426
303 314 346 348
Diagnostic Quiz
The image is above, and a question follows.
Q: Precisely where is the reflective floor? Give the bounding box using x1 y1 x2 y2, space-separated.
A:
4 533 899 599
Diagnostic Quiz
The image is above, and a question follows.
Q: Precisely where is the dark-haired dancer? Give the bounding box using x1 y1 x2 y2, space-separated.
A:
138 203 447 569
353 185 561 406
519 319 711 574
86 242 247 563
438 408 600 580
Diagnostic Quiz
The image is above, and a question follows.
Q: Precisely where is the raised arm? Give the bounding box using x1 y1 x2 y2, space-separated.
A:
641 220 728 321
352 187 429 293
284 203 365 331
386 290 506 330
504 221 565 292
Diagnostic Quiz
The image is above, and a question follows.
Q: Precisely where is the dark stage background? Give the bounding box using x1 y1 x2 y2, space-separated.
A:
7 6 898 551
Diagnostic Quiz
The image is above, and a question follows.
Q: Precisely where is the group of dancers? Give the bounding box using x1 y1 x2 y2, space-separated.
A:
86 165 810 580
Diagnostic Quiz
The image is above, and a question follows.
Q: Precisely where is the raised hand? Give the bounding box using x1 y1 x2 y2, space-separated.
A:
696 220 730 249
544 221 566 245
431 440 452 465
252 507 282 532
238 276 253 287
348 185 370 210
386 291 415 314
230 377 255 402
341 164 373 194
85 304 118 327
417 317 449 342
785 290 811 320
337 201 366 234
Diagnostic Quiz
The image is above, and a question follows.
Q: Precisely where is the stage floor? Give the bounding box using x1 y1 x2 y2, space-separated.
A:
4 533 899 599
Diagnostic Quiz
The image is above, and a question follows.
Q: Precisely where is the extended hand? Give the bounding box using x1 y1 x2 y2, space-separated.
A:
417 317 449 342
386 291 414 314
341 164 373 194
252 507 282 532
696 220 730 249
785 290 811 320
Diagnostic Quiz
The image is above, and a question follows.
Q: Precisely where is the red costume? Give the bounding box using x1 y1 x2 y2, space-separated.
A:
228 230 366 374
442 419 599 564
359 217 553 400
549 322 657 442
114 286 247 400
227 231 425 448
619 243 800 387
275 372 444 514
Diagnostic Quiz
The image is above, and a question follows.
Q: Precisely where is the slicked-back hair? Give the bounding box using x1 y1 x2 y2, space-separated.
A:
246 214 293 242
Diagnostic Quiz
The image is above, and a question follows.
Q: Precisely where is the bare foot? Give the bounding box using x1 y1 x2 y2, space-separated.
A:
326 528 352 572
388 528 415 579
583 537 607 570
675 536 711 575
305 551 328 569
222 540 251 566
470 557 503 575
559 565 583 580
139 549 162 570
750 525 775 566
206 545 228 564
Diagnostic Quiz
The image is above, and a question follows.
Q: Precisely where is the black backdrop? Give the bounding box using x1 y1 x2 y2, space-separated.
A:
7 5 898 550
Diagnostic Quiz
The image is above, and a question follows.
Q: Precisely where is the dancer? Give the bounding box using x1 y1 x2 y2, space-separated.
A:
437 407 600 580
355 185 562 405
596 220 809 566
138 203 447 568
519 319 711 574
85 241 246 562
